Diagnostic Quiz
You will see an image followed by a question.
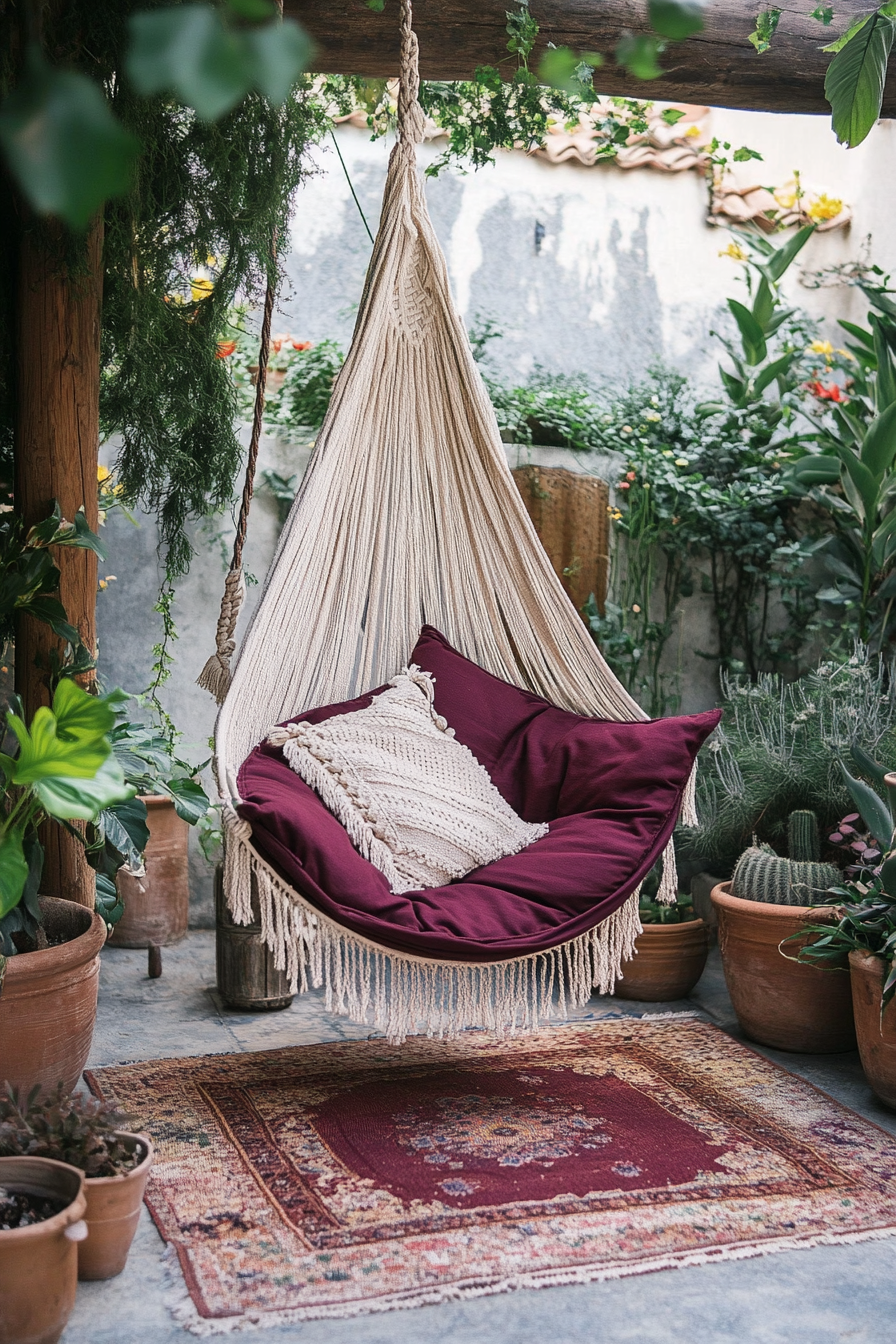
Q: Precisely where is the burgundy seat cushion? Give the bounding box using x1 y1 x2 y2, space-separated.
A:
237 626 720 963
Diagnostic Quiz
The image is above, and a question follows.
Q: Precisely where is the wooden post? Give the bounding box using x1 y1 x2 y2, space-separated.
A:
13 215 103 907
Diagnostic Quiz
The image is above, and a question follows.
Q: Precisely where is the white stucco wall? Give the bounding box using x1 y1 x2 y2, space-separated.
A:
97 107 896 923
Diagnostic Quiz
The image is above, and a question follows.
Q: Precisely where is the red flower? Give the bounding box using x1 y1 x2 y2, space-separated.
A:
805 379 846 402
291 340 313 351
216 340 237 359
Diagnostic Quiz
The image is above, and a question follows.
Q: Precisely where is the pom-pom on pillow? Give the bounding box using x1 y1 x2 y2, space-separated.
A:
267 665 548 894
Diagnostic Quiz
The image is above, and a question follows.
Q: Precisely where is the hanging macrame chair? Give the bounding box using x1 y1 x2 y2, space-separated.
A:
201 0 707 1043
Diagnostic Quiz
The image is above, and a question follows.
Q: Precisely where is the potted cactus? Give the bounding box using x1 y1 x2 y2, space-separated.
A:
796 758 896 1108
711 810 855 1053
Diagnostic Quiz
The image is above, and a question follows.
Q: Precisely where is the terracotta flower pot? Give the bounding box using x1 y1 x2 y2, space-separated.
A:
0 1156 87 1344
614 917 709 1001
112 795 190 948
78 1132 153 1280
712 882 856 1053
849 950 896 1110
0 897 106 1097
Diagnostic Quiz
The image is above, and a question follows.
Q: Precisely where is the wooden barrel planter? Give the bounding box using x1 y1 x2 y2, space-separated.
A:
512 465 609 617
111 796 189 948
712 882 856 1053
215 866 294 1012
614 918 709 1001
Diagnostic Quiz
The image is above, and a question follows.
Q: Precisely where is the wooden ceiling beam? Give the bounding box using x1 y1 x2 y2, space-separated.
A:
285 1 896 117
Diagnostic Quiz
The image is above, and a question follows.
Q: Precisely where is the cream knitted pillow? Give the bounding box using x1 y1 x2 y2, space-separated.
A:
267 666 548 894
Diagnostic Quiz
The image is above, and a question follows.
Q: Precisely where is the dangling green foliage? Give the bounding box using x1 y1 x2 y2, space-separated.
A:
101 82 328 578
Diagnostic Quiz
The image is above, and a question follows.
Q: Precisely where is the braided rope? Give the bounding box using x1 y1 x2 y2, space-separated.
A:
198 1 285 705
398 0 425 148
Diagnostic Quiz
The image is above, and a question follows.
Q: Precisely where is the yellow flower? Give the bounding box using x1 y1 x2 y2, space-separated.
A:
774 184 800 210
806 194 843 222
675 458 689 467
835 347 856 361
684 125 702 139
191 277 214 303
719 242 747 262
808 339 834 358
662 449 674 457
97 464 111 484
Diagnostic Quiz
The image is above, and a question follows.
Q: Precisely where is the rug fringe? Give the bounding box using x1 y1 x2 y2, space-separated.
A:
162 1223 896 1335
221 810 642 1045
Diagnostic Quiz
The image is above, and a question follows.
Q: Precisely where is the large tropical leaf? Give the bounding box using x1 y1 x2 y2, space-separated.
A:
861 400 896 479
841 762 894 848
0 829 28 919
34 756 134 822
825 11 896 147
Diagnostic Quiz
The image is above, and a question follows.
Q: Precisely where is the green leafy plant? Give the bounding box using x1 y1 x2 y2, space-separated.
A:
0 0 312 229
0 504 106 660
0 679 134 957
794 743 896 1014
85 702 211 921
784 272 896 652
0 1082 140 1178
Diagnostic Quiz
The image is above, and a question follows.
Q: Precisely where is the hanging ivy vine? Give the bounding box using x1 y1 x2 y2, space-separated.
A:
100 82 328 578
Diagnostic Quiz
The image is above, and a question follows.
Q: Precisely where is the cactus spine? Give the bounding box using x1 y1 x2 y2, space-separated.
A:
731 810 839 906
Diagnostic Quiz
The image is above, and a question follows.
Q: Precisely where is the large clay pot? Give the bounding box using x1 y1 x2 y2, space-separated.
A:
849 950 896 1110
0 897 106 1096
112 795 189 948
0 1156 87 1344
79 1132 153 1280
712 882 856 1053
614 918 709 1001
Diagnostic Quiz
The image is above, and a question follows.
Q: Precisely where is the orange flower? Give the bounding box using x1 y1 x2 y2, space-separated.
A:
216 340 237 359
805 379 846 402
625 470 637 481
291 340 313 351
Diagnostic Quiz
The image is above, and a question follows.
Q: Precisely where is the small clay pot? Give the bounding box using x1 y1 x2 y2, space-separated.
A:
712 882 856 1053
614 917 709 1001
0 897 106 1097
79 1132 154 1280
849 950 896 1110
112 795 189 948
0 1156 87 1344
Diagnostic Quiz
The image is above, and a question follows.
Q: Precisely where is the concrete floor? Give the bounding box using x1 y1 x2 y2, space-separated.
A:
63 933 896 1344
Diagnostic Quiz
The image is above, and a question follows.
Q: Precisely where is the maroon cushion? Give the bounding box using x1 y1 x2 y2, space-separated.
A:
236 626 720 963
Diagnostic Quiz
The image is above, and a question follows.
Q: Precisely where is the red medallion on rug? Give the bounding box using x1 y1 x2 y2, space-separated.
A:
87 1018 896 1330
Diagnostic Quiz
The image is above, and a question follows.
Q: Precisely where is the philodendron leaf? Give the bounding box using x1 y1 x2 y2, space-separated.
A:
0 46 139 229
7 680 121 785
0 829 29 919
825 10 896 147
164 776 211 827
841 761 895 848
35 756 134 822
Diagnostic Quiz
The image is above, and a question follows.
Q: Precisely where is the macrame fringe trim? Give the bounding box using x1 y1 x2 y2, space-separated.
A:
222 807 641 1045
161 1223 896 1335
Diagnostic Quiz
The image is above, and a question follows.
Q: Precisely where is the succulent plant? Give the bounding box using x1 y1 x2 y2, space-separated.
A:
0 1082 139 1179
731 809 840 906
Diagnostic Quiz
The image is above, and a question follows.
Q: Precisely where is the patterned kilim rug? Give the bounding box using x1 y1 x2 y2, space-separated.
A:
87 1017 896 1333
